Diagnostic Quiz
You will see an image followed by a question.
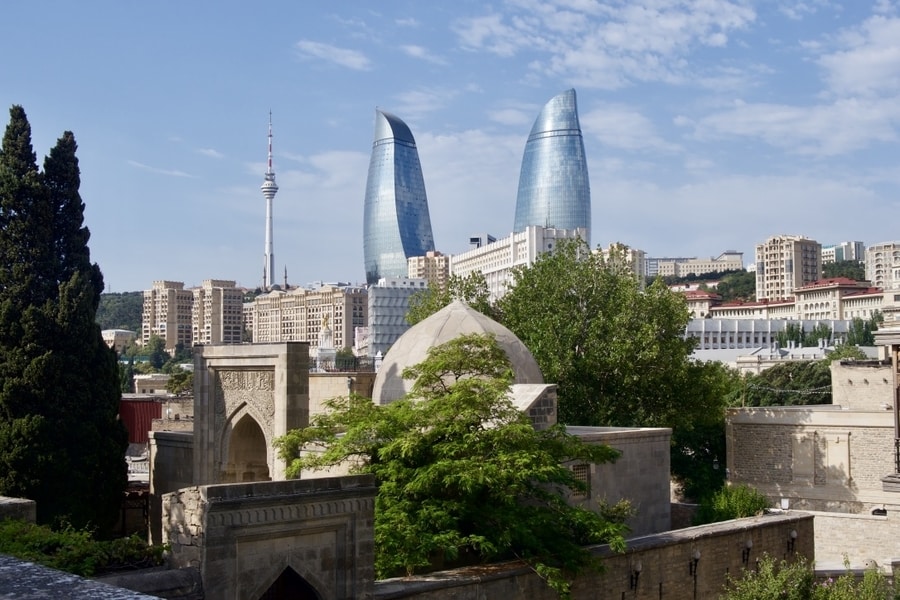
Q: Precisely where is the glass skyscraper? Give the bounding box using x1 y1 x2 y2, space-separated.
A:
363 109 435 285
513 89 591 245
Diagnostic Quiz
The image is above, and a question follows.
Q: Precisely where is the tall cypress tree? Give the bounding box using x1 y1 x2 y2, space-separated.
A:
0 105 127 533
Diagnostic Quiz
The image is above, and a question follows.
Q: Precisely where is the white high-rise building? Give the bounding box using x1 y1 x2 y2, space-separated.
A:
192 280 245 346
450 226 587 301
822 241 865 264
865 242 900 290
367 277 428 358
142 281 193 352
755 235 822 301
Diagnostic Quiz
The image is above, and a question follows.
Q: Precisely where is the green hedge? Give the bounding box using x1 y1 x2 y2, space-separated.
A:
0 519 166 576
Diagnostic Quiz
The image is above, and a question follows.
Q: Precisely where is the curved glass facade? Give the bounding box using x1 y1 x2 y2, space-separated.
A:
513 89 591 245
363 110 435 285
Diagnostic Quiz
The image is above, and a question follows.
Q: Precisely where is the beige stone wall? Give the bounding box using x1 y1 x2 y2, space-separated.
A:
830 360 893 411
148 430 194 545
373 513 814 600
567 427 672 537
0 496 35 523
163 476 376 600
309 371 376 417
812 510 900 568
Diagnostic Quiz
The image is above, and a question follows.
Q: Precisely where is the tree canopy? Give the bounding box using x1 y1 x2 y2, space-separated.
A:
0 106 127 533
96 291 143 334
275 333 628 596
822 259 865 282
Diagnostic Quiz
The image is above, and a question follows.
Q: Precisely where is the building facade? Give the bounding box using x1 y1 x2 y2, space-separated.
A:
102 329 136 354
450 226 587 301
366 277 428 358
821 240 865 264
192 279 245 346
652 251 744 278
142 281 194 352
513 89 591 245
250 284 367 353
865 241 900 290
407 250 449 291
598 242 648 284
363 109 435 285
755 235 822 301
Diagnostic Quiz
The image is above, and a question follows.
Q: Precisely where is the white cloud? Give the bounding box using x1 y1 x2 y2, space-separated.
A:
817 14 900 98
453 1 756 88
400 45 448 65
390 87 459 120
294 40 372 70
487 107 534 126
396 17 420 27
127 160 195 178
196 148 224 159
581 104 680 152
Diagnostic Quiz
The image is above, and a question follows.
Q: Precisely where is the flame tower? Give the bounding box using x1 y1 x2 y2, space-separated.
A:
261 112 279 290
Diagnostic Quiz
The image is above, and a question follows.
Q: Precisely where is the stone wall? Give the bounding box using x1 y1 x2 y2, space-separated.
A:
162 476 376 600
149 430 194 545
812 510 900 569
567 426 672 536
830 360 893 411
373 512 813 600
727 406 896 512
0 496 35 523
309 371 376 416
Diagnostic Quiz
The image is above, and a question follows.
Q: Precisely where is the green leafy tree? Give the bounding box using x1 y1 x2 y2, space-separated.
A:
845 314 881 346
497 239 735 499
822 259 865 282
407 271 496 325
694 483 771 525
166 369 193 396
144 334 170 370
713 270 756 303
275 334 627 596
0 106 127 533
96 291 143 333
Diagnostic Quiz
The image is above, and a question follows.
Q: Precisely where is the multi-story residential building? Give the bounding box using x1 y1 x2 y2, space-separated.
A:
684 290 721 319
407 251 450 291
599 242 648 285
652 251 744 278
192 279 245 346
363 109 435 285
514 89 591 245
367 277 428 358
250 284 367 353
822 241 865 264
450 226 587 301
865 241 900 290
755 235 822 301
142 281 193 352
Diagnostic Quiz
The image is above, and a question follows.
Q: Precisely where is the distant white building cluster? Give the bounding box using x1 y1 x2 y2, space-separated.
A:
142 280 244 353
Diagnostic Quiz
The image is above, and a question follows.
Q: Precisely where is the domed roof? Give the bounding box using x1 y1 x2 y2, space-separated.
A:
372 300 544 404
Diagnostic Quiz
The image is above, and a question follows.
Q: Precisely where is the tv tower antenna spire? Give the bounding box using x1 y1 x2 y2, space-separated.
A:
261 111 279 290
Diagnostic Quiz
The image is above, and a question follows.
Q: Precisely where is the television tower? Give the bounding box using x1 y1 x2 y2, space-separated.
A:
261 111 279 290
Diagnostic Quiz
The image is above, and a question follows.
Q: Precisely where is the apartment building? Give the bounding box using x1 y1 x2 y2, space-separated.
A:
407 251 450 291
192 279 245 346
755 235 822 301
250 284 367 353
367 277 428 358
450 226 587 301
822 241 865 264
650 251 744 279
599 243 648 284
142 281 194 352
865 241 900 290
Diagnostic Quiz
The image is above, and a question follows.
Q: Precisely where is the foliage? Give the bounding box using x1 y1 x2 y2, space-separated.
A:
742 361 833 406
0 106 127 533
776 323 833 349
722 555 896 600
142 334 170 369
714 270 757 303
496 239 733 498
275 334 628 596
845 315 881 347
0 519 166 577
822 260 866 282
694 483 771 525
407 271 496 325
96 291 143 333
166 369 193 395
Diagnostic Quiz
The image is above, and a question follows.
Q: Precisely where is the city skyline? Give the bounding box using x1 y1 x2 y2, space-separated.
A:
2 2 900 291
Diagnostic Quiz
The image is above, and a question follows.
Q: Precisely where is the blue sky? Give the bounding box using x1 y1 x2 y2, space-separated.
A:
2 1 900 292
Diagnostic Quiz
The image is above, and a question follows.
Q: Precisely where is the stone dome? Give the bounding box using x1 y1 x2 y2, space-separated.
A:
372 300 544 404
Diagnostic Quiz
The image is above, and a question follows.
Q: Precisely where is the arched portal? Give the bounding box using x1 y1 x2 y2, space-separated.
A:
258 567 322 600
223 415 270 483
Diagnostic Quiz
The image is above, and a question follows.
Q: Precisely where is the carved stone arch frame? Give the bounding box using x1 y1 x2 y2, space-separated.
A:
245 555 327 600
217 401 274 482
